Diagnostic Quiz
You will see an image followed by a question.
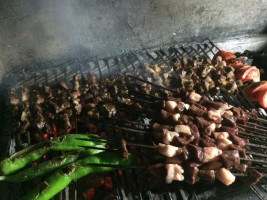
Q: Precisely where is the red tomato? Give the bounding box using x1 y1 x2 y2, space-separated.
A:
244 81 267 101
257 90 267 108
213 50 236 62
235 65 260 82
228 60 244 68
243 67 260 82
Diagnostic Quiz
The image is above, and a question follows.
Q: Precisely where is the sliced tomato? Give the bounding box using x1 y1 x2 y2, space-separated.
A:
244 81 267 101
235 65 260 82
234 64 251 75
257 90 267 108
212 50 236 62
228 60 244 69
243 67 260 82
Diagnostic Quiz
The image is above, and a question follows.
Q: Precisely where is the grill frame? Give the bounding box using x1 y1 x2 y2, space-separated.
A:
1 39 267 200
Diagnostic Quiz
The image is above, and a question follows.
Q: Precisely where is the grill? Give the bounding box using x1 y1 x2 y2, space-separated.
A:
1 39 267 200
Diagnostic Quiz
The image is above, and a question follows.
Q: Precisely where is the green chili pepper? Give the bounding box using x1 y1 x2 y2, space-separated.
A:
0 147 106 182
0 134 104 175
21 152 131 200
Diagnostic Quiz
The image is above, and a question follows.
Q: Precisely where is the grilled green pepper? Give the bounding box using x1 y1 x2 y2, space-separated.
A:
0 147 105 182
21 152 131 200
0 134 103 175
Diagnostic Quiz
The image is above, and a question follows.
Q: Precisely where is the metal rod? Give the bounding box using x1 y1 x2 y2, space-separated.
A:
127 74 176 93
76 137 156 149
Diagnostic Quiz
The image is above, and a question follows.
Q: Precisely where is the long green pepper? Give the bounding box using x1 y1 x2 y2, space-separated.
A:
21 152 132 200
0 134 104 175
0 148 105 182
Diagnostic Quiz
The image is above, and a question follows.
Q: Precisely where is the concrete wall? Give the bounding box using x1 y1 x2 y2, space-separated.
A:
0 0 267 79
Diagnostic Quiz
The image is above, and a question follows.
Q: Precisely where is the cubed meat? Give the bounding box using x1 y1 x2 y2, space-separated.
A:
188 91 202 102
158 143 182 157
202 147 222 163
219 150 240 168
208 109 221 123
165 164 184 184
174 125 191 136
216 168 236 186
217 138 233 150
198 170 215 182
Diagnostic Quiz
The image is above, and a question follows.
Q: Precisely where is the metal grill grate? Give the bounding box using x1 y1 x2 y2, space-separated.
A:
1 39 267 200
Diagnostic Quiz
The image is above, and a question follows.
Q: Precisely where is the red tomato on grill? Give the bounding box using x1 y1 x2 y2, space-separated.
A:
228 60 244 69
244 81 267 101
235 65 260 82
212 50 236 62
257 90 267 108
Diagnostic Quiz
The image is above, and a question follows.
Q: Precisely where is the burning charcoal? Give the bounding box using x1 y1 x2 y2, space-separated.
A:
246 169 262 185
187 144 203 162
219 150 240 168
198 170 215 182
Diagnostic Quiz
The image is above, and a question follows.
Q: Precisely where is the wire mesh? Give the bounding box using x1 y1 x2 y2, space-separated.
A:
1 38 266 200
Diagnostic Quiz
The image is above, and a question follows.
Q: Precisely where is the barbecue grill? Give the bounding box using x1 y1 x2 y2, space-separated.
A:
1 0 267 199
1 38 267 200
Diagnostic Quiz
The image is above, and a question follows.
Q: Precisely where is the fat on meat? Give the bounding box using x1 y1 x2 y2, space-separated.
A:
174 125 191 136
163 130 179 144
202 147 222 163
216 168 236 186
165 164 184 183
158 143 182 157
188 92 202 102
208 110 221 123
